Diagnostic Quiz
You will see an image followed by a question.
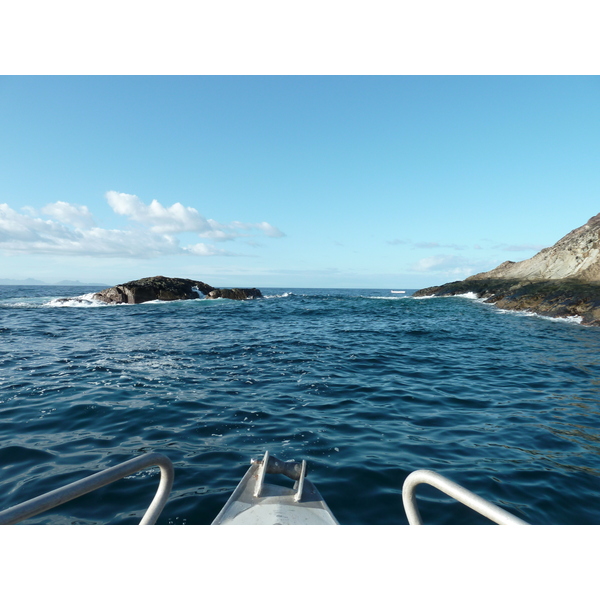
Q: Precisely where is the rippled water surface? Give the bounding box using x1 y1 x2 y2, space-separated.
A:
1 285 600 525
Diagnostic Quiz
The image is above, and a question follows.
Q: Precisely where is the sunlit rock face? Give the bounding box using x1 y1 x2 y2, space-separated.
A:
467 213 600 283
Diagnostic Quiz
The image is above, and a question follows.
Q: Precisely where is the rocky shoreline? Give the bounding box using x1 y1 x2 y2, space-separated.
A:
414 278 600 325
413 213 600 326
92 276 262 304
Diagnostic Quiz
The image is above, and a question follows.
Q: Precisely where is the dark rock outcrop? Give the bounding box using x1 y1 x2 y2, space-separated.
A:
207 288 263 300
414 278 600 325
93 276 261 305
413 213 600 326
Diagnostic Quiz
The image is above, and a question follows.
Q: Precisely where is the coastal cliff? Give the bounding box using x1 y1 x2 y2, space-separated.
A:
414 213 600 325
93 276 262 304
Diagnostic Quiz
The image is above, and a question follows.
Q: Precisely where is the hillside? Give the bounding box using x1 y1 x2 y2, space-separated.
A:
414 213 600 325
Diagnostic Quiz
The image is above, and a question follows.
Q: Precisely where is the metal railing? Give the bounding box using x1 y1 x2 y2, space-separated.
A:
402 469 529 525
0 453 174 525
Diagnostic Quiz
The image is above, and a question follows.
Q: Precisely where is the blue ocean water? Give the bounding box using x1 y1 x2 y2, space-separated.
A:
1 285 600 525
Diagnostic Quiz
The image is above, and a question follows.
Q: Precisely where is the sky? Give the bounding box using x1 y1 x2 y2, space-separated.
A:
1 75 599 288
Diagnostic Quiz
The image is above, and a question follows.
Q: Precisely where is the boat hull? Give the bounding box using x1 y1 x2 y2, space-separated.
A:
212 458 338 525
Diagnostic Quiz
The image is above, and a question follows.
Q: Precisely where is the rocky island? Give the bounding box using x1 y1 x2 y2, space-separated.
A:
92 276 262 304
414 213 600 326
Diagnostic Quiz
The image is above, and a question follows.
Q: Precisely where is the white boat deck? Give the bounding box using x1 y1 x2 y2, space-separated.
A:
212 454 339 525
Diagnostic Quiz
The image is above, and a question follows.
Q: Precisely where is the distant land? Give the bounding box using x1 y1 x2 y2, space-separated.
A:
0 278 110 286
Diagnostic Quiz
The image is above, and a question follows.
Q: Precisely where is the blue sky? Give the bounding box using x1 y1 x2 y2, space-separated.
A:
1 75 599 288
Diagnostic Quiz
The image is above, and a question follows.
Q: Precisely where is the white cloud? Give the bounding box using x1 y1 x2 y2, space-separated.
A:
206 218 285 240
256 221 285 238
199 228 239 241
410 254 477 278
105 191 286 240
0 192 284 259
0 202 180 257
105 191 210 234
0 203 76 243
184 243 238 256
42 201 96 228
80 229 181 257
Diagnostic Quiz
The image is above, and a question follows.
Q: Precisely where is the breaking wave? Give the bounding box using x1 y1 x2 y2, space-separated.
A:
45 293 107 308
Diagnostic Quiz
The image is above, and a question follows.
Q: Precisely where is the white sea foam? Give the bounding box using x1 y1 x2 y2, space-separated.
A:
495 307 535 318
453 292 484 301
45 293 108 308
1 301 36 308
263 292 293 299
48 294 217 307
545 314 584 324
496 307 584 325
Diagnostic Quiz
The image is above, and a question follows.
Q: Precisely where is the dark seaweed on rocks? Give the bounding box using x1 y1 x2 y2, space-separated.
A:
414 278 600 325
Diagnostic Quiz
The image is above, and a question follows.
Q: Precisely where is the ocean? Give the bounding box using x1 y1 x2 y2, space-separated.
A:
1 285 600 525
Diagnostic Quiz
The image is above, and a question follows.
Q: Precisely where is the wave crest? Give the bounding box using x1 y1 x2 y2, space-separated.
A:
45 293 107 308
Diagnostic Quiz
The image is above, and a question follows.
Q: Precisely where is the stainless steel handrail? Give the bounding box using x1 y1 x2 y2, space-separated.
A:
402 469 529 525
0 452 174 525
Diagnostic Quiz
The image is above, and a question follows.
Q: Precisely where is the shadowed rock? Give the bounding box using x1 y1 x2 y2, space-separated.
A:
207 288 262 300
92 276 261 304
